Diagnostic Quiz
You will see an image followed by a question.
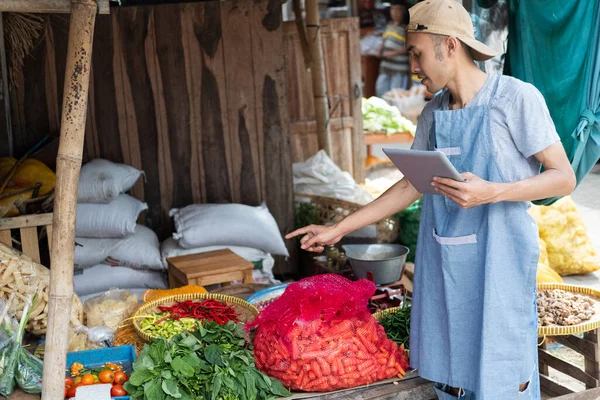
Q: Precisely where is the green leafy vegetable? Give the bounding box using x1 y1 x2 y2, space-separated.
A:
124 321 291 400
362 96 416 135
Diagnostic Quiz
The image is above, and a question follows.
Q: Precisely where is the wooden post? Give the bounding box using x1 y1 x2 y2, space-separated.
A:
305 0 332 155
41 1 97 399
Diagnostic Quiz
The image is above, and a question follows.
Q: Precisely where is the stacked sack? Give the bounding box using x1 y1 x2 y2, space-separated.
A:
165 202 289 284
74 159 167 300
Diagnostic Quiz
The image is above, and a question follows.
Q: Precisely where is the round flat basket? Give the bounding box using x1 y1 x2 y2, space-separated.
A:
132 293 258 342
373 306 402 322
537 283 600 337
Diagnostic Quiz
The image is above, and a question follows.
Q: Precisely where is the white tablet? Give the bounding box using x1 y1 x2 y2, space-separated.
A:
382 148 465 195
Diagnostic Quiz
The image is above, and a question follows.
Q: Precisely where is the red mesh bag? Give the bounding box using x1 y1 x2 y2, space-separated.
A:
249 274 409 392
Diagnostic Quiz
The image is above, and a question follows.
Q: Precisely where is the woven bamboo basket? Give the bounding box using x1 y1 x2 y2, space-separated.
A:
132 293 258 342
373 306 402 322
296 193 399 243
537 283 600 337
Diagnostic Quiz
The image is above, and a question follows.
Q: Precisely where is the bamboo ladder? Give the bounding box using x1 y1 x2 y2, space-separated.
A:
0 1 109 398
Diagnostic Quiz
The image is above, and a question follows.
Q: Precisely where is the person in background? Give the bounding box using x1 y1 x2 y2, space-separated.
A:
375 0 410 98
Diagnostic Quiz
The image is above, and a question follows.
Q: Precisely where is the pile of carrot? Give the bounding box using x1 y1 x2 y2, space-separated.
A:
253 315 409 392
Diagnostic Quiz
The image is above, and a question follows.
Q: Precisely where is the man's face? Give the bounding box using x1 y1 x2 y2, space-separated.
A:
406 33 450 93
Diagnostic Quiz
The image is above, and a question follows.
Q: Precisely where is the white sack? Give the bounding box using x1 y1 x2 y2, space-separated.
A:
76 194 147 238
74 264 167 297
78 158 143 203
107 225 163 270
170 203 288 256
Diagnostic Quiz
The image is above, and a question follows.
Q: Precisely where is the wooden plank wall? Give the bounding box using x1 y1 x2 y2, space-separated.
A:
7 0 296 274
284 18 365 182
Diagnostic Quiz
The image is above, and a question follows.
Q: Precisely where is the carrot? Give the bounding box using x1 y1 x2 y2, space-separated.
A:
356 350 371 360
294 369 306 386
357 332 378 354
299 373 311 389
311 360 323 378
341 357 361 367
352 337 369 354
331 357 339 375
344 365 357 373
359 364 377 378
301 363 311 372
299 350 330 360
396 365 406 376
308 371 317 380
356 360 375 371
387 355 396 368
304 376 329 391
328 376 339 387
316 357 331 376
338 371 361 381
273 341 290 358
324 320 355 337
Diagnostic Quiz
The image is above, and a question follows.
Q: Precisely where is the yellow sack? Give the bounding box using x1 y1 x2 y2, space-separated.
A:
536 237 563 283
531 197 600 276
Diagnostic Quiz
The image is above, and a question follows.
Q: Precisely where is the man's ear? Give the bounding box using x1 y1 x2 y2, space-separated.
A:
446 36 460 57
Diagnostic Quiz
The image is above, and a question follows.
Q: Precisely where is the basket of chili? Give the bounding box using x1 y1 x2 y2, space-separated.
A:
132 293 258 342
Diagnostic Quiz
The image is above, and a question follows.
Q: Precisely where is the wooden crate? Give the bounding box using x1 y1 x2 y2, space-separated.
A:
0 213 53 264
167 249 254 288
539 329 600 397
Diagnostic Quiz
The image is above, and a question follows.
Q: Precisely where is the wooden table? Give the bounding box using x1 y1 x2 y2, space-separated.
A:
364 131 414 166
289 371 436 400
167 249 254 288
538 329 600 397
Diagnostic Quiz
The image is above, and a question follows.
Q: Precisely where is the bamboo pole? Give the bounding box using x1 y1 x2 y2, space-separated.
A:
292 0 312 69
305 0 332 155
41 1 97 399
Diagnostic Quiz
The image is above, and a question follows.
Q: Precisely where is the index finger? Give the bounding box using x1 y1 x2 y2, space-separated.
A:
285 226 311 239
433 176 464 189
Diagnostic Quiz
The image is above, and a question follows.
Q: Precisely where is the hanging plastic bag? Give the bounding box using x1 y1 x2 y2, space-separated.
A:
0 292 43 396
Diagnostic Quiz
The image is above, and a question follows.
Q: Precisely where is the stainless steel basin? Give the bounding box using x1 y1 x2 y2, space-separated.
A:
342 244 410 285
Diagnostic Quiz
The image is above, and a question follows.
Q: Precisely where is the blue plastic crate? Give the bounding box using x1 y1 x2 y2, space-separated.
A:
66 345 136 400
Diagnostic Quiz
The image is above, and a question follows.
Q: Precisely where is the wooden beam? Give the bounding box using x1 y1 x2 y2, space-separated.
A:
0 0 109 14
0 13 12 157
584 330 600 389
41 0 98 399
305 0 332 156
540 373 575 397
553 388 600 400
538 348 598 388
0 213 53 230
552 335 598 362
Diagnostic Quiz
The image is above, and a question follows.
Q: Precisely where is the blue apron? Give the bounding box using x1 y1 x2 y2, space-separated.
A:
410 77 541 399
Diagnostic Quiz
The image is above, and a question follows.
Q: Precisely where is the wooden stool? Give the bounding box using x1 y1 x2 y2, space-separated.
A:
167 249 254 288
539 329 600 397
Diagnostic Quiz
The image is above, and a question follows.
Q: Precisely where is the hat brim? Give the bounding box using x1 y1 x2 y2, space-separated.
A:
458 36 498 62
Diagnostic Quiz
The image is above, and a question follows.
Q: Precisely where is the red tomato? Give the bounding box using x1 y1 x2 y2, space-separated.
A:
111 384 127 396
65 377 74 387
66 383 81 398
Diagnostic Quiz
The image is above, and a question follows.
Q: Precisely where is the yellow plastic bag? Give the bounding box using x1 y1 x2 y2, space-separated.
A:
536 238 563 283
531 197 600 276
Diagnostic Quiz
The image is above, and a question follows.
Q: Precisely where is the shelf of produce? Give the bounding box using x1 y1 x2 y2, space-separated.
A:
364 131 414 145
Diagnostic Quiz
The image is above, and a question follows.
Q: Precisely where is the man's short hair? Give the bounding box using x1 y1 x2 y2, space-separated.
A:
429 33 474 61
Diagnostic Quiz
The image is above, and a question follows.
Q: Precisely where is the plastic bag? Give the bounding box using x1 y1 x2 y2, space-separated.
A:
249 275 409 392
530 197 600 275
0 294 43 396
84 289 139 332
293 151 374 205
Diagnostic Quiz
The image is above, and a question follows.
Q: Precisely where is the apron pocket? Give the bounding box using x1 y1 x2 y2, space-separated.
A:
433 229 482 309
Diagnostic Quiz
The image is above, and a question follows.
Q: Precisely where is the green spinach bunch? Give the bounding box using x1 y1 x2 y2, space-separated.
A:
124 321 291 400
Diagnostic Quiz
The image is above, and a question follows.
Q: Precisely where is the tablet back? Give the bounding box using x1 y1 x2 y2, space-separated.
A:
382 148 464 195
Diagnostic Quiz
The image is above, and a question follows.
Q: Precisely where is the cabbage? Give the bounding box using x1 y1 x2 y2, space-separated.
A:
362 97 416 135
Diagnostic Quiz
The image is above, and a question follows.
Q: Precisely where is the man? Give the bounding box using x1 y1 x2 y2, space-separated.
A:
286 0 576 398
375 0 410 97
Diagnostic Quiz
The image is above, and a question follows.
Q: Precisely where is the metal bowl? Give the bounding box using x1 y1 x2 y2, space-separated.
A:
342 244 410 285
